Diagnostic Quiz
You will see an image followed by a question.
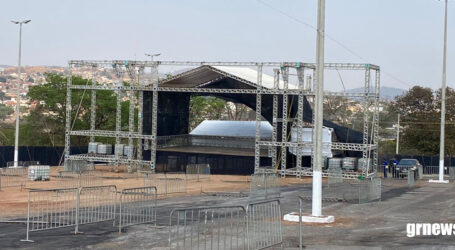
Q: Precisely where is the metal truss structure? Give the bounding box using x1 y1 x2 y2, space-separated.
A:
65 60 380 178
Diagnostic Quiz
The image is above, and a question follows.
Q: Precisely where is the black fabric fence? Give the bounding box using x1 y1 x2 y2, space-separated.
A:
0 146 87 168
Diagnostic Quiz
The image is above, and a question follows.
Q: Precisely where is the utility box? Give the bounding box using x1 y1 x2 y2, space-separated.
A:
28 165 50 181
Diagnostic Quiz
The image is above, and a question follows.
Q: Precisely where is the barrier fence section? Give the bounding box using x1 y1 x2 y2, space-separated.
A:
246 199 282 250
186 164 211 181
422 166 449 175
56 170 104 189
118 186 157 233
0 167 28 190
6 161 40 168
249 173 280 200
76 185 117 233
142 172 187 196
298 196 304 250
64 159 90 172
408 170 415 187
23 188 79 242
358 178 382 204
327 166 343 186
169 205 247 250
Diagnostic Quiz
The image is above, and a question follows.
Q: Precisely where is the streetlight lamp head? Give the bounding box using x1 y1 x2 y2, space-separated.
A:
24 20 31 24
11 20 19 24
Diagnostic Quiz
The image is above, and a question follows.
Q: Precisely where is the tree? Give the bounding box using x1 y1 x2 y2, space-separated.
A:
388 86 455 155
0 104 13 121
323 96 354 127
22 73 133 146
189 96 227 130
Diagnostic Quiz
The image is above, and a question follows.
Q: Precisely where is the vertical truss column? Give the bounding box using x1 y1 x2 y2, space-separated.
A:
126 64 137 173
137 66 145 171
271 69 279 170
113 64 124 172
90 66 97 142
254 64 263 173
372 69 380 175
281 66 289 177
89 66 97 169
150 64 159 172
64 65 73 163
296 66 305 178
362 65 371 162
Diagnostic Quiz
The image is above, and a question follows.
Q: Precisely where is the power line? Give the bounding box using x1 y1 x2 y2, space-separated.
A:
256 0 413 88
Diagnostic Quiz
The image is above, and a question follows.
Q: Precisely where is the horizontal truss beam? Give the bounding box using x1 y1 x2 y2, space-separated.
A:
69 60 379 70
70 130 150 139
69 85 377 97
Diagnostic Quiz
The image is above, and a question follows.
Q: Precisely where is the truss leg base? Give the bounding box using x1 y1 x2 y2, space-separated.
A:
284 212 335 223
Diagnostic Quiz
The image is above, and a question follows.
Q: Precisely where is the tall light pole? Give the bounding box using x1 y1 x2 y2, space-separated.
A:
431 0 449 183
144 53 160 62
312 0 325 217
11 19 31 168
396 114 400 155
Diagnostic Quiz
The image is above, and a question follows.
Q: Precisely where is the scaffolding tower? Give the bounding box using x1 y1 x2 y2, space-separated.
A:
65 60 380 178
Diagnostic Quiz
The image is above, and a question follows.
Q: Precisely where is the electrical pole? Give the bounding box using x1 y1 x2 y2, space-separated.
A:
11 19 31 168
396 114 400 155
312 0 325 217
431 0 449 183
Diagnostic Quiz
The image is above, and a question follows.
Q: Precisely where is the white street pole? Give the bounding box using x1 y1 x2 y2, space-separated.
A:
11 20 30 168
439 0 448 182
396 114 400 155
312 0 325 217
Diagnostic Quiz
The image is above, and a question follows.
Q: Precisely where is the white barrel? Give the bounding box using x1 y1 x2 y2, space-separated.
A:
123 145 134 158
97 144 112 155
88 142 99 154
115 144 125 156
342 157 358 171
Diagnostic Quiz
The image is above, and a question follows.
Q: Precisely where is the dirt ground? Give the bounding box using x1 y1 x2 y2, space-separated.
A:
1 173 455 249
0 166 312 219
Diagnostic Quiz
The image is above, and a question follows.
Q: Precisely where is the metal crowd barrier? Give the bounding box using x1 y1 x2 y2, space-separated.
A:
186 164 211 181
408 170 415 187
249 173 280 200
358 178 381 204
0 167 28 190
298 196 304 250
246 199 282 249
327 165 343 186
6 161 40 168
76 185 117 233
169 205 247 250
169 199 282 250
142 172 187 196
56 170 104 189
22 188 79 242
22 185 117 241
422 166 449 175
118 186 157 233
64 159 89 172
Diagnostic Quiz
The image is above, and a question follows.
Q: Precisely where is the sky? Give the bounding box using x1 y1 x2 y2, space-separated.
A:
0 0 453 91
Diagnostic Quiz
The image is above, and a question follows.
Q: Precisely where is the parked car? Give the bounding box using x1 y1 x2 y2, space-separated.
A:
396 159 421 178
